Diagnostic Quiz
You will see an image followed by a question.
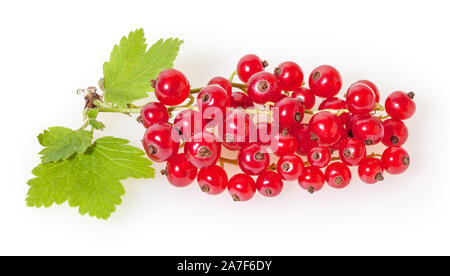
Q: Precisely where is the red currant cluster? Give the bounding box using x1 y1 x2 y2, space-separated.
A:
140 54 416 201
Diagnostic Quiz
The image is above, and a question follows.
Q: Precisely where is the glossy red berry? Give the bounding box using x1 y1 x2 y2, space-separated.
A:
196 85 228 122
184 131 221 169
228 174 256 201
291 124 318 155
355 80 380 103
230 91 254 109
255 122 272 146
236 54 267 83
222 110 252 150
238 143 270 175
143 123 179 162
346 83 376 115
163 154 197 187
319 97 347 110
197 165 228 195
277 154 304 181
329 127 349 152
325 162 351 189
381 146 410 175
382 119 408 146
298 166 325 194
256 171 284 197
291 87 316 109
353 116 384 145
307 146 331 168
274 61 304 91
308 65 342 98
173 109 206 142
270 130 298 157
309 111 342 146
139 102 169 128
339 138 366 166
153 69 190 106
358 158 384 184
274 97 304 129
247 72 282 104
208 76 232 105
385 91 416 120
345 114 362 135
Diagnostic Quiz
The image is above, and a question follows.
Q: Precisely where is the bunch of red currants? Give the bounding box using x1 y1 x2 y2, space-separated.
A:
140 54 416 201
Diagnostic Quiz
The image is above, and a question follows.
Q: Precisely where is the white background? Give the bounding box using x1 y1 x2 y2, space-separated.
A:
1 0 449 256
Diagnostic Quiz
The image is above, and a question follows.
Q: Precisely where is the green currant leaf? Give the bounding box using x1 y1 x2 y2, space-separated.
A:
37 127 73 147
103 28 183 107
27 136 155 220
38 127 93 163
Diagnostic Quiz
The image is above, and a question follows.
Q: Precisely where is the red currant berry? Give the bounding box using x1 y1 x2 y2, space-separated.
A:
382 119 408 147
346 83 375 115
274 97 304 129
329 127 349 152
197 85 228 122
270 129 298 157
153 69 190 106
381 146 410 175
382 118 408 146
308 65 342 98
173 109 206 142
358 158 384 184
385 91 416 120
274 61 304 91
319 97 347 110
307 146 331 168
236 54 267 83
247 72 282 104
355 80 380 103
230 91 254 109
184 131 221 169
255 122 272 146
291 87 316 109
298 166 325 194
238 143 270 175
277 154 304 181
339 138 366 166
228 174 256 201
139 102 169 128
309 111 342 146
143 122 180 162
197 165 228 195
353 116 384 145
222 110 253 151
325 162 351 189
345 114 363 136
256 171 284 197
291 124 318 155
208 76 232 105
163 154 197 187
276 93 288 102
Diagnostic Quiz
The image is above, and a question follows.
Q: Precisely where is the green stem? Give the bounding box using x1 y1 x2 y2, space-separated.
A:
93 100 141 114
190 88 203 94
231 82 247 91
229 71 237 82
78 120 90 131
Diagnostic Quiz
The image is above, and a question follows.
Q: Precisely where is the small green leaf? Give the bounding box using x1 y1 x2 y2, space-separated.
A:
39 128 93 163
87 108 99 119
89 119 105 130
103 29 183 107
27 136 155 220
